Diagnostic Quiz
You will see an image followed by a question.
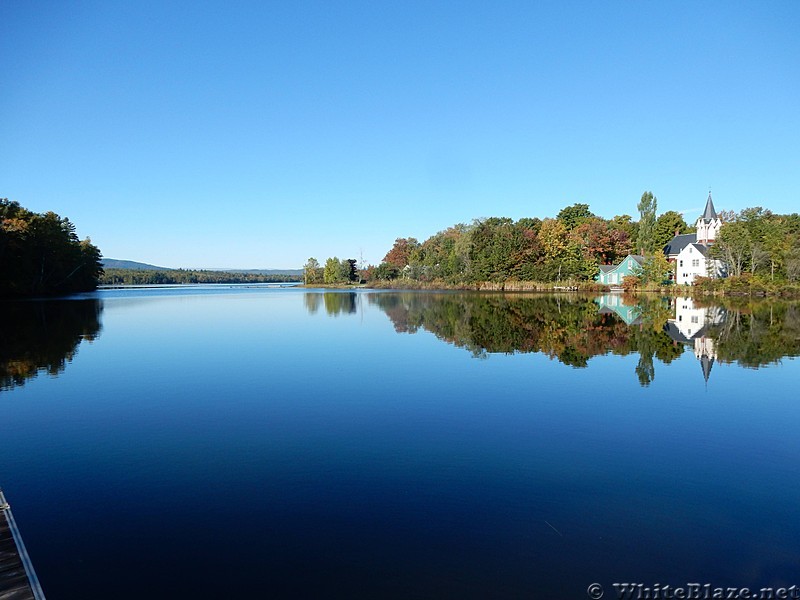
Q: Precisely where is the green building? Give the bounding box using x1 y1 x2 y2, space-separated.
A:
596 254 645 286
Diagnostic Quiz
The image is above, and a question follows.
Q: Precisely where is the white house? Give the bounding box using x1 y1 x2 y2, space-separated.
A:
663 192 725 285
674 243 725 285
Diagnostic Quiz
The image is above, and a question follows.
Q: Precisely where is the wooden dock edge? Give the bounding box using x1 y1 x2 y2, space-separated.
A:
0 489 46 600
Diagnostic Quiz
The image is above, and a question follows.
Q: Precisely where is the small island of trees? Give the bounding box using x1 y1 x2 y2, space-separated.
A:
1 199 103 297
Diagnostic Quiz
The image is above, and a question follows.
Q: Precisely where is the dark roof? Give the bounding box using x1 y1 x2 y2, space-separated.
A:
701 192 718 222
664 322 690 343
691 243 710 257
598 265 614 273
630 255 645 265
663 233 696 256
664 321 709 343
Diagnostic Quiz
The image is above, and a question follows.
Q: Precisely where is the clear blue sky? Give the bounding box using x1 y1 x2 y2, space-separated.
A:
2 1 798 269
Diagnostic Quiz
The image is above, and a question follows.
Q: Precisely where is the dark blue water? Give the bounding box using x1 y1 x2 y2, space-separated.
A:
1 288 799 598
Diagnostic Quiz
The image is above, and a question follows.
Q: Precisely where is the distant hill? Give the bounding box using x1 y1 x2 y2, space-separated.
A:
102 259 302 276
102 259 169 271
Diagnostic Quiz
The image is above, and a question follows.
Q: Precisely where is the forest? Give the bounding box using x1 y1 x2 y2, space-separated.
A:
1 199 103 297
306 195 800 291
101 268 301 285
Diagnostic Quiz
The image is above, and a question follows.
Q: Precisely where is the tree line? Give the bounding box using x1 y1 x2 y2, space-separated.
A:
319 194 800 289
101 268 302 285
708 207 800 280
302 257 360 285
363 196 693 285
362 197 684 285
1 199 103 297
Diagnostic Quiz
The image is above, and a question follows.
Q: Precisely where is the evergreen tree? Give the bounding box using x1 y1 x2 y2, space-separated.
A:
0 199 103 297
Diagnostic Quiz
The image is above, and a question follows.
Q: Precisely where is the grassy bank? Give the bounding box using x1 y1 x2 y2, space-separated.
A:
364 279 606 292
690 275 800 298
302 274 800 298
614 276 800 298
369 277 800 298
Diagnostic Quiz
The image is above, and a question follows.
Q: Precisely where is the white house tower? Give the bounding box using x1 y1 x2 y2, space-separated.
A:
695 191 722 244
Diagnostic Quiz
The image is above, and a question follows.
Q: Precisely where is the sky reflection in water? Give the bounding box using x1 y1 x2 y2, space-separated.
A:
1 289 798 599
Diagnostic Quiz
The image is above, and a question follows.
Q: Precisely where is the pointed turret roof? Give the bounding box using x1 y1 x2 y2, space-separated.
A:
699 352 714 383
701 192 717 222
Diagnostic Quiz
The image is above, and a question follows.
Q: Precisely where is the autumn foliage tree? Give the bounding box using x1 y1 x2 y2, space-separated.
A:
303 257 322 284
383 238 419 269
571 218 632 265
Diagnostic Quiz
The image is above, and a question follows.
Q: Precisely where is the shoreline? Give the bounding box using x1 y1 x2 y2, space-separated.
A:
300 278 800 298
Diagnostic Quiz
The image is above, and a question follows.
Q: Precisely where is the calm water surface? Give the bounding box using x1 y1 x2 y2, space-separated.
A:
1 288 799 599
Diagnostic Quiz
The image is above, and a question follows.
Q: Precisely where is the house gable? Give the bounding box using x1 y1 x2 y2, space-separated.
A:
674 243 723 285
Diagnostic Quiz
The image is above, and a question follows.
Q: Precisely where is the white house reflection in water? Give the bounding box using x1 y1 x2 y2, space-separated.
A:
666 297 725 382
596 294 727 384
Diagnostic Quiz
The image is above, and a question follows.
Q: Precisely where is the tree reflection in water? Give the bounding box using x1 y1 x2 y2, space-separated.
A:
366 292 800 387
304 292 359 317
0 299 102 391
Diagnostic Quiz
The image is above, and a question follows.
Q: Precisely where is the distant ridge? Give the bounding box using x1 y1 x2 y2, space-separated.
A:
102 259 302 276
102 259 169 271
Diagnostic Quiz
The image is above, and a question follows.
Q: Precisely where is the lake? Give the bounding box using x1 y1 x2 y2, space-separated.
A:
2 287 799 599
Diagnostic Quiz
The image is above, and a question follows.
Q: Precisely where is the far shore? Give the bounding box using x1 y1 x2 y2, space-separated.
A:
300 278 800 298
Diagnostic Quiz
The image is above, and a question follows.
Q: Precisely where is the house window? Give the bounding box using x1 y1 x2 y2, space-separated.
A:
679 260 683 267
691 316 699 323
692 259 700 267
